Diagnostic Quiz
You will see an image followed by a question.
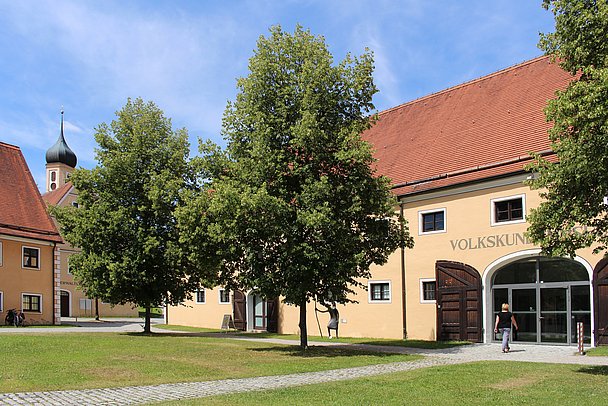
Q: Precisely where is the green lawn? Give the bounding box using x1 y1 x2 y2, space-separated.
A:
586 346 608 356
169 361 608 405
157 324 470 349
0 333 419 393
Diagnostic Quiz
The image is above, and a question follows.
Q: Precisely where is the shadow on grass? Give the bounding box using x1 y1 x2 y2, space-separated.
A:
577 365 608 376
248 345 412 358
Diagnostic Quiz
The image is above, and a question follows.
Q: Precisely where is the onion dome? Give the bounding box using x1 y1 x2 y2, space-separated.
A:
46 109 77 168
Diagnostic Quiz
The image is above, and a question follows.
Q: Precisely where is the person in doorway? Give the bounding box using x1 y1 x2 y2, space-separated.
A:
317 302 340 338
494 303 518 353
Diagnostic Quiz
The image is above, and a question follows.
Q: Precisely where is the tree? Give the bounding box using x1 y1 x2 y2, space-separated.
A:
53 98 216 333
185 26 412 348
527 0 608 257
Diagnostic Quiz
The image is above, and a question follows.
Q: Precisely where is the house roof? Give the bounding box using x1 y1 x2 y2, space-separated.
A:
42 181 74 206
362 56 574 197
0 142 62 243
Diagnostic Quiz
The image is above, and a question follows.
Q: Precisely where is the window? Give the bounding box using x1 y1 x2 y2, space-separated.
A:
72 201 79 208
368 281 391 303
79 298 92 310
0 291 3 312
22 247 40 269
491 195 525 225
22 294 42 312
0 241 3 266
418 208 446 234
219 289 230 304
195 289 206 304
420 279 436 303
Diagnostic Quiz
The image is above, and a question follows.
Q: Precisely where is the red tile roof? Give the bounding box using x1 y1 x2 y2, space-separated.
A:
42 181 73 206
363 56 573 196
0 142 62 242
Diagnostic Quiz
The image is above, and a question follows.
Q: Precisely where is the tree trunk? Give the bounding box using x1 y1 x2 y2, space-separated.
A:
144 304 151 334
299 299 308 349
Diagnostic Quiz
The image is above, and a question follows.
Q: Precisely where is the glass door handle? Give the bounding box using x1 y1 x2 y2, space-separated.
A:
539 316 545 320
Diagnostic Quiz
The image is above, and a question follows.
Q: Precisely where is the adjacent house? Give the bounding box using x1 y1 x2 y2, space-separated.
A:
168 56 608 346
0 142 62 325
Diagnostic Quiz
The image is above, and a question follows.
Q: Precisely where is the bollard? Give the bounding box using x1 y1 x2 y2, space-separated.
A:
577 322 584 355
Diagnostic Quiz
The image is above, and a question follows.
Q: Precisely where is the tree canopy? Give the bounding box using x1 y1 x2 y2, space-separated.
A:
183 26 412 348
53 98 217 332
527 0 608 257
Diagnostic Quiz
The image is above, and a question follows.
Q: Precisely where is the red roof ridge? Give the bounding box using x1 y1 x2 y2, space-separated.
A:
378 55 551 117
0 141 21 150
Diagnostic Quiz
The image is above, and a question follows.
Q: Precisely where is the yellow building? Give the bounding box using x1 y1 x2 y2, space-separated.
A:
42 111 138 319
0 142 62 325
169 56 608 346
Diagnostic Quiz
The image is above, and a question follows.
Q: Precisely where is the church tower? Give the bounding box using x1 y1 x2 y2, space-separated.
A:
45 109 77 192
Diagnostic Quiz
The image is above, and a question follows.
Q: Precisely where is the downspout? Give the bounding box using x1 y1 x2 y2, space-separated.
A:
52 242 58 325
400 202 407 339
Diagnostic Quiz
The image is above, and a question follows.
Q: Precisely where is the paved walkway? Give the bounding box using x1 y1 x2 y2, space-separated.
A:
1 322 608 405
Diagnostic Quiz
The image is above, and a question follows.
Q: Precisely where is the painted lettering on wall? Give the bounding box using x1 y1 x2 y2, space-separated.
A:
450 232 531 251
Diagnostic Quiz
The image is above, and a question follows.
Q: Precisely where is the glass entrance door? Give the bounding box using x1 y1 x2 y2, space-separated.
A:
540 288 568 343
512 288 537 342
253 295 267 330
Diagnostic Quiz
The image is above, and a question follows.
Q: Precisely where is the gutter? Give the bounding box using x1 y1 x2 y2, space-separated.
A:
391 149 554 190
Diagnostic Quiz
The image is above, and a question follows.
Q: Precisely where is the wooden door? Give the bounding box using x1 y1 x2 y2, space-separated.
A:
436 260 482 342
232 291 247 330
593 259 608 345
60 291 70 317
266 298 278 333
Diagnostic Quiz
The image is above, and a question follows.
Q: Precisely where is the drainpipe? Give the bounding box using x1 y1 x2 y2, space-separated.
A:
400 202 407 339
52 242 58 325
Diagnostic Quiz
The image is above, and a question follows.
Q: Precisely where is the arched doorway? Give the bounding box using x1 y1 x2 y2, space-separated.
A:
490 256 591 345
245 292 278 333
60 290 70 318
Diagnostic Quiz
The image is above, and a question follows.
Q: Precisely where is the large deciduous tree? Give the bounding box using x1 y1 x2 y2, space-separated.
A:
527 0 608 257
186 26 412 348
53 98 216 332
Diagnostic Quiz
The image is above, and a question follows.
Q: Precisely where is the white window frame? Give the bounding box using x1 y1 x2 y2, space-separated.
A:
491 194 526 226
218 289 231 304
0 241 3 267
79 298 92 311
67 255 71 275
22 246 40 270
419 278 437 304
368 280 392 303
22 293 42 313
418 208 447 235
0 290 3 312
195 289 206 304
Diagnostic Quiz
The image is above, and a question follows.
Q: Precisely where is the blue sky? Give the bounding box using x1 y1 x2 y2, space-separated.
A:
0 1 555 191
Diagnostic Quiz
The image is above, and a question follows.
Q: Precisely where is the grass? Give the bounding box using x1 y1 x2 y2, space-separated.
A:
586 346 608 356
167 361 608 405
0 333 420 393
157 324 470 349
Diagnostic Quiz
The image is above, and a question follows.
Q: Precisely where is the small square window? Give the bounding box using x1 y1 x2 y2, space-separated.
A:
419 208 446 234
22 294 42 312
492 195 525 225
22 247 40 269
195 289 206 304
219 289 230 304
369 281 391 303
420 279 436 303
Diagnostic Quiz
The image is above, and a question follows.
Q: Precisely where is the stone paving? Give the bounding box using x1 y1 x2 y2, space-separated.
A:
1 321 608 405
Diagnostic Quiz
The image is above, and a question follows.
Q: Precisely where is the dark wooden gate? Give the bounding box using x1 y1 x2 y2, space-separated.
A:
266 298 278 333
436 260 482 342
232 291 247 331
593 259 608 345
